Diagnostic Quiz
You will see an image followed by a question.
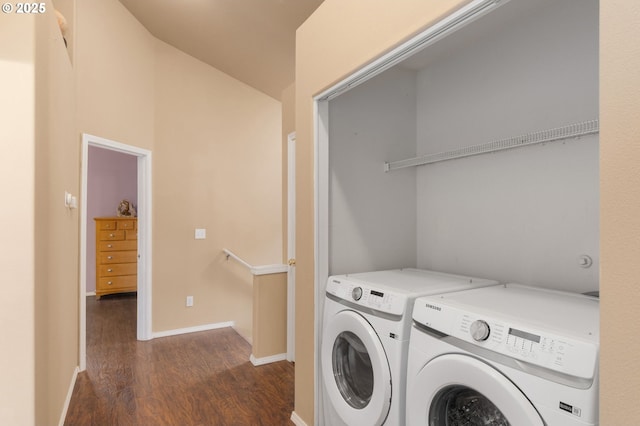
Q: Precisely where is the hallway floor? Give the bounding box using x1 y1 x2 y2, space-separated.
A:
64 294 295 425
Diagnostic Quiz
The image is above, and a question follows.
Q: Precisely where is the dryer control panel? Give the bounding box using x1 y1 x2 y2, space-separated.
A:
326 278 407 316
413 296 599 381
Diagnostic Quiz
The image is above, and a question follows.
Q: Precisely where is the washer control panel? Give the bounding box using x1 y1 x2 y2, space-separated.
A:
326 278 406 316
413 300 598 380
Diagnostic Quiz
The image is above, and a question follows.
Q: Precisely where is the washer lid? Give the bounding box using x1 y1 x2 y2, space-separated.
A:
341 268 498 295
327 269 498 316
415 283 599 340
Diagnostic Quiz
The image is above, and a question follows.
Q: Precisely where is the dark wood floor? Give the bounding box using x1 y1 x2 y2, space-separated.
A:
64 294 295 426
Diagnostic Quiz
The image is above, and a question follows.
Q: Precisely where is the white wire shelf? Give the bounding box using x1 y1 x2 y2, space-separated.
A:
384 119 599 172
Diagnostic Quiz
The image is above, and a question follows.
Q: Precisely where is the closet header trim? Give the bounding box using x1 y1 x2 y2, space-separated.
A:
316 0 504 102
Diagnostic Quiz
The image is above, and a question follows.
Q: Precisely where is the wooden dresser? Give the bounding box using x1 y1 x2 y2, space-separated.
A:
94 217 138 299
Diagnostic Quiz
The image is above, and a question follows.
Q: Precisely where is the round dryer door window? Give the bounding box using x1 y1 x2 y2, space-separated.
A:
322 310 391 426
332 331 374 408
407 354 544 426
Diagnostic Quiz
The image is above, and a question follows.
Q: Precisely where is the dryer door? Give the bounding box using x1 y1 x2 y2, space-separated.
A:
322 309 391 426
407 354 544 426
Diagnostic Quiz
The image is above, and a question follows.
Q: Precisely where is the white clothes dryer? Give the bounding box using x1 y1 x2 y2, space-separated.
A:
321 269 498 426
406 284 600 426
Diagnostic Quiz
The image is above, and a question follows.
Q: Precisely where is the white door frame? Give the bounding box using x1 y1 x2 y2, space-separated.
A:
287 132 296 362
79 133 153 371
314 99 330 426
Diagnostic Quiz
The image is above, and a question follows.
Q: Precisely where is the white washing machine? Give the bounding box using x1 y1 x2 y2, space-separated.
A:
321 268 498 426
406 284 600 426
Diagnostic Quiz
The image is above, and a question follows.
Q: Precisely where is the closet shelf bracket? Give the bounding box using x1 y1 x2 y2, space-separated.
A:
384 119 599 172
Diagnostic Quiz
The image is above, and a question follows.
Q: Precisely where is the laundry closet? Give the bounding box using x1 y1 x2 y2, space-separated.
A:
322 0 599 295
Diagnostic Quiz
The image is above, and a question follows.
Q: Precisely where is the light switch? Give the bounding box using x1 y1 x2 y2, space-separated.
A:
64 191 78 209
195 228 206 239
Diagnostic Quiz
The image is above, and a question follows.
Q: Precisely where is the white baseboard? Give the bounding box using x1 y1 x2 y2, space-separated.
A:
290 411 308 426
86 291 96 297
58 366 79 426
152 321 235 339
249 352 287 366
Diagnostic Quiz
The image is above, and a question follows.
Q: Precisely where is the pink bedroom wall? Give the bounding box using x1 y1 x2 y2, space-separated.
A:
87 146 138 293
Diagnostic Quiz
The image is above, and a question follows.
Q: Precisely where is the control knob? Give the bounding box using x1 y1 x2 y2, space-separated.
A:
352 287 363 301
470 320 490 341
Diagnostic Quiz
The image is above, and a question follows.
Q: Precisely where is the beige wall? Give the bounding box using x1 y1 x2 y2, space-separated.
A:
0 14 37 426
153 38 282 336
75 0 155 149
252 273 288 358
76 0 282 340
600 0 640 423
1 2 78 424
34 2 79 424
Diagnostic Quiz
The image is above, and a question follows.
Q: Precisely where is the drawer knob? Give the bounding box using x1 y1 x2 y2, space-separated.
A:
107 244 112 248
107 281 113 285
109 233 115 237
107 256 113 260
107 268 113 272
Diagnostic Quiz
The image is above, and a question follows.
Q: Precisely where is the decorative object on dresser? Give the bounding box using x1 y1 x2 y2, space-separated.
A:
94 217 138 299
117 199 136 217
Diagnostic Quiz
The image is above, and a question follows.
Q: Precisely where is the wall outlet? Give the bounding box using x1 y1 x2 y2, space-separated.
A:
186 296 194 307
195 228 206 239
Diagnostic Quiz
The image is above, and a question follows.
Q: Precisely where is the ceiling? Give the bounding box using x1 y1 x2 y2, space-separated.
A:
118 0 324 100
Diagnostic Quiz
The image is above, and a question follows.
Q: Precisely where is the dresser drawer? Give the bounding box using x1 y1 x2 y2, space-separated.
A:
99 230 125 241
97 220 117 230
118 220 136 230
97 275 137 291
125 229 138 240
99 251 137 264
99 240 137 252
98 263 137 277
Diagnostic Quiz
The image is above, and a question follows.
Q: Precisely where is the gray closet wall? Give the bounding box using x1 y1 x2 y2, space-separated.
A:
327 0 599 293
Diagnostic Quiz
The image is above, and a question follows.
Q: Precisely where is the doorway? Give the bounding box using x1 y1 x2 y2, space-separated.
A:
79 133 152 371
